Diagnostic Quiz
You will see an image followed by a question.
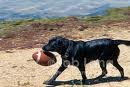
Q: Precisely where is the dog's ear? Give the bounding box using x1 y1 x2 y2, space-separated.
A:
57 39 64 46
58 40 63 46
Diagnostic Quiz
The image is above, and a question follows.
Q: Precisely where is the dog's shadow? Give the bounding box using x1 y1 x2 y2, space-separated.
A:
45 76 130 86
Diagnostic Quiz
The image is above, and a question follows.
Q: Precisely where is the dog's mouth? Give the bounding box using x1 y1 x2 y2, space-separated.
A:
42 46 48 51
43 51 57 63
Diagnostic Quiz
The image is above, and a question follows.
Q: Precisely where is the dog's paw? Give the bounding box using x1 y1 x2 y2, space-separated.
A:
118 77 125 82
82 80 87 84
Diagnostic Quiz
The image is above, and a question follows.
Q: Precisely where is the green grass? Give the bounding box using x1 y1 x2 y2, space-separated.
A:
34 17 67 23
0 17 66 38
0 6 130 38
0 19 36 37
85 6 130 24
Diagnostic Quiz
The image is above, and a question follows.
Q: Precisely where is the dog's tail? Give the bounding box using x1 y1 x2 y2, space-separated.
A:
114 40 130 46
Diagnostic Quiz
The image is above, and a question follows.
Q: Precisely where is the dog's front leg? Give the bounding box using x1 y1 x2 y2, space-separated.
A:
78 64 87 84
44 63 67 85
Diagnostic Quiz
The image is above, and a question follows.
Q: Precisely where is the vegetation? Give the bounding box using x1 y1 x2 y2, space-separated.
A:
85 6 130 23
0 17 66 38
0 6 130 38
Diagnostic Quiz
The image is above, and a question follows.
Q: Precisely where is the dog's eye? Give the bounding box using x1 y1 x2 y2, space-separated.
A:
51 42 57 46
57 40 63 46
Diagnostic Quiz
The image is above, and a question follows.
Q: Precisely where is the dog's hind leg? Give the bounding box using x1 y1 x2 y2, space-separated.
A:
112 60 124 78
95 60 107 79
110 46 124 78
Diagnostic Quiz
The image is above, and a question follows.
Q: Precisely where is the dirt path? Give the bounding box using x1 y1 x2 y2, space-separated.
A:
1 45 130 87
1 23 130 87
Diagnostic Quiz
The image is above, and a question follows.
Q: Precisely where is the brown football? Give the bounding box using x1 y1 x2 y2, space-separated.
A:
32 51 57 66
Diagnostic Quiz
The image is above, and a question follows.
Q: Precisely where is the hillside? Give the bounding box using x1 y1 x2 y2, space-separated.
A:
0 7 130 51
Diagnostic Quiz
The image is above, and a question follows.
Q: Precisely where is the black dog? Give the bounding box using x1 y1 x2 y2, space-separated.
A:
42 36 130 84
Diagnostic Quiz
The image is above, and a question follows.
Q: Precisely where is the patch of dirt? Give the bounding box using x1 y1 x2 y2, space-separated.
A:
0 17 90 51
1 43 130 87
0 17 130 51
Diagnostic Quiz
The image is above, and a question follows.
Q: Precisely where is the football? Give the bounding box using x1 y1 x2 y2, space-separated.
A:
32 51 57 66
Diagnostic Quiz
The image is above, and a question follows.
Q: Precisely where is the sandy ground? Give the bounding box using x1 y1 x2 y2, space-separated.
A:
1 24 130 87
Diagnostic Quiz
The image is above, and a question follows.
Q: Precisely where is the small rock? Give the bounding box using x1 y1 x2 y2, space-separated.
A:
5 50 14 53
67 16 78 21
27 59 33 61
31 22 42 28
78 25 88 31
12 65 17 68
49 28 54 31
56 23 64 27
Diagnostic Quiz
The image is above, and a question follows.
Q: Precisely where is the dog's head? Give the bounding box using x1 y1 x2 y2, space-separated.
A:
42 36 67 53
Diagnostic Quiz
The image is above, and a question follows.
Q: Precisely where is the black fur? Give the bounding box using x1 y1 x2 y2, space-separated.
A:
42 36 130 84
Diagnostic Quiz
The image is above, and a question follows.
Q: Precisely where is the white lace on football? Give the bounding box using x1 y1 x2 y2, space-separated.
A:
36 51 41 63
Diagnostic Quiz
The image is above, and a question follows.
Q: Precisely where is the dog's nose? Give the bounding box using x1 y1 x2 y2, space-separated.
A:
42 46 47 51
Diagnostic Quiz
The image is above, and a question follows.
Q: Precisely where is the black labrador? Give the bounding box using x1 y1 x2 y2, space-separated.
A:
42 36 130 84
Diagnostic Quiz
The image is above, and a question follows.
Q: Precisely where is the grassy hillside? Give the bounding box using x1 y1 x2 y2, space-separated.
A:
0 18 66 38
0 6 130 38
85 6 130 23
